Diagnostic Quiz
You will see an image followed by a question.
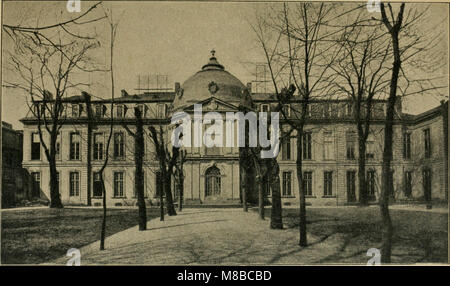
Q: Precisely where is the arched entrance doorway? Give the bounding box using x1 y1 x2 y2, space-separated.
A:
205 166 221 197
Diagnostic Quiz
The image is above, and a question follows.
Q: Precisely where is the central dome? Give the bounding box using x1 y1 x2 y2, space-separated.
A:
172 51 250 111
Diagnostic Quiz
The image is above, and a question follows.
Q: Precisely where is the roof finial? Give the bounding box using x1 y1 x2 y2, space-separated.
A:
210 49 216 58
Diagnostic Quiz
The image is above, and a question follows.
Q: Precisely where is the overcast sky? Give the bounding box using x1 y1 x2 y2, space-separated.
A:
2 1 449 130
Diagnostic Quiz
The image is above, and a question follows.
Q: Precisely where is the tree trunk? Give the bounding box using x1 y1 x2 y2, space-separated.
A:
240 165 248 212
358 140 368 205
48 144 63 208
178 173 184 212
100 172 107 250
257 175 264 220
135 111 147 231
380 35 401 265
160 176 165 221
296 131 307 246
164 175 177 216
269 160 283 229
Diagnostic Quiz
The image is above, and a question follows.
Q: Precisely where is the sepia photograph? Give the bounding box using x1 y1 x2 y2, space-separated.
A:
0 0 448 268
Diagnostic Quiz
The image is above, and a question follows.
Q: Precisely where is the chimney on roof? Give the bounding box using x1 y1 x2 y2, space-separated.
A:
121 89 129 98
81 91 91 101
246 82 252 93
175 82 181 93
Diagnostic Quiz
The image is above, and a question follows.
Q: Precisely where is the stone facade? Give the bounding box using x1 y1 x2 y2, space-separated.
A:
20 55 448 206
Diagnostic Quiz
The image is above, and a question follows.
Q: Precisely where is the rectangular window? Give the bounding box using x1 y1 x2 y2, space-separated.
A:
155 171 163 198
114 172 125 197
72 104 79 117
157 104 166 119
346 171 356 202
324 171 333 196
261 104 270 113
366 140 375 159
346 132 356 160
367 170 376 200
95 105 103 118
403 132 411 159
323 131 334 160
303 172 313 196
31 133 40 160
69 172 80 197
69 132 80 160
56 172 60 192
55 141 61 160
114 132 125 159
93 133 104 160
116 105 124 118
282 132 291 160
423 169 432 202
302 132 312 160
282 105 290 117
323 103 331 118
133 171 146 198
31 172 41 197
93 172 103 197
424 128 431 158
282 171 292 197
404 171 412 198
347 103 353 117
137 105 145 117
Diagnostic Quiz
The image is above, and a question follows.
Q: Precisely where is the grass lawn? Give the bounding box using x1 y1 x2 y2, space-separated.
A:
271 207 448 264
1 207 159 264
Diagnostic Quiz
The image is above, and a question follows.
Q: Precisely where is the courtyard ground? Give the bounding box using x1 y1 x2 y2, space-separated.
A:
1 207 159 264
47 206 447 265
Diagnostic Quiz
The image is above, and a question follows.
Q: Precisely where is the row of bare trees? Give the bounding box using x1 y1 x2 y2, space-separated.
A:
250 2 446 262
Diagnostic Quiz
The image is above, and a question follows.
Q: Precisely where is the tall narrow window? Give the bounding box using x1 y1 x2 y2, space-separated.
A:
302 132 312 160
157 104 166 118
31 133 41 160
404 171 412 198
347 103 353 117
367 170 376 200
93 133 104 160
347 171 356 202
303 171 313 196
366 135 375 159
55 141 61 160
423 169 432 202
114 132 124 159
95 105 103 118
346 131 356 160
403 132 411 159
72 104 79 117
69 132 80 160
324 171 333 196
323 131 334 160
69 172 80 196
114 172 124 197
155 171 163 198
116 105 124 118
282 171 292 197
424 128 431 158
282 131 291 160
133 171 146 198
31 172 41 197
261 104 270 113
323 103 331 118
56 172 60 193
137 105 145 117
93 172 103 197
282 105 290 117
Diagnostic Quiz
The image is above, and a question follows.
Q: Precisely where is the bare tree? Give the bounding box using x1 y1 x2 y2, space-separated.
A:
123 107 147 230
4 33 98 208
252 2 340 246
148 125 178 217
330 7 392 205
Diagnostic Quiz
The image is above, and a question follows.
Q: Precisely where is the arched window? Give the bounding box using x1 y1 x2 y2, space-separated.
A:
205 166 221 197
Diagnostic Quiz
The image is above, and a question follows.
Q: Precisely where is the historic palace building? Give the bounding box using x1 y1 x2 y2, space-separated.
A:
20 53 448 206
